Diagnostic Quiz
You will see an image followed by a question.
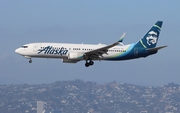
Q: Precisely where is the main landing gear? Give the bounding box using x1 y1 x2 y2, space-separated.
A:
85 60 94 67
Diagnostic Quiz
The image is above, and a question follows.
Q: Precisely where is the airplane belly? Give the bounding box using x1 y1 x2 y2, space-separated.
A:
30 53 67 59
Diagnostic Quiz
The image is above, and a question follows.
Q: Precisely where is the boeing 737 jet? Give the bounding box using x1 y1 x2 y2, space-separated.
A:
15 21 167 67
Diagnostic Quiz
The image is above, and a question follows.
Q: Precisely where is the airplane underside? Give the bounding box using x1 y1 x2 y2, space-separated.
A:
24 53 138 67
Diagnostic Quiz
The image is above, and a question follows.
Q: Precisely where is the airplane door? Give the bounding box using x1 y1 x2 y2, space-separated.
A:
134 48 138 57
33 44 39 52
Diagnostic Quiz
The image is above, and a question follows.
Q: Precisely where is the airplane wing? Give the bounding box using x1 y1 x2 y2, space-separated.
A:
84 33 125 59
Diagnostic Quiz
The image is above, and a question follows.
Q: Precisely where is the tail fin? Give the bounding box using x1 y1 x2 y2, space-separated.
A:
139 21 163 48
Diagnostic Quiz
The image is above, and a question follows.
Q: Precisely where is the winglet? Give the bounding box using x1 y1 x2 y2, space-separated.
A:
118 32 126 45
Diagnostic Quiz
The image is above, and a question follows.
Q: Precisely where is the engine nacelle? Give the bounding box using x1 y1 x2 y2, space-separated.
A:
68 52 84 60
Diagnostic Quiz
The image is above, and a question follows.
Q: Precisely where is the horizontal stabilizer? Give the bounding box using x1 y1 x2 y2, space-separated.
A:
146 46 167 52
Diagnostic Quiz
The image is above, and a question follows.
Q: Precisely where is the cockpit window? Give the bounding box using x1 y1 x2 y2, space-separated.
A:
21 46 28 48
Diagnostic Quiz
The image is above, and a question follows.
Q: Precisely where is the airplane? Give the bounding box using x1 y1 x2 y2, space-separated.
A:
15 21 167 67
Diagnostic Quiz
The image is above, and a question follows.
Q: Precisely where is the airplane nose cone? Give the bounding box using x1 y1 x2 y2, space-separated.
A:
15 49 18 53
15 48 20 54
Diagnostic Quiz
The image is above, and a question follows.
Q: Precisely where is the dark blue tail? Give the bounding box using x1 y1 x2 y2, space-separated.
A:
139 21 163 48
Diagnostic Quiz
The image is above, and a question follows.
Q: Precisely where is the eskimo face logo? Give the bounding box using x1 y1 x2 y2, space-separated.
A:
146 31 158 46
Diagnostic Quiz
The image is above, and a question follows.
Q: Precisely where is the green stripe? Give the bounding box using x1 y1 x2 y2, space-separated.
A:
140 40 147 48
154 25 161 30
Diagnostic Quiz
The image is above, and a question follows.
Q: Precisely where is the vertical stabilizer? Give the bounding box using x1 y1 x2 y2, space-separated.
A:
139 21 163 48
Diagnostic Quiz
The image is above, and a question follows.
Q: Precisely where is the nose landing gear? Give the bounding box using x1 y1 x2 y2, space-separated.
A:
85 60 94 67
29 59 32 63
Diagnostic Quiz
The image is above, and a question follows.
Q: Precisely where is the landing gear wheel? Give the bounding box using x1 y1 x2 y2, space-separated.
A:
85 62 89 67
85 60 94 67
89 61 94 65
29 59 32 63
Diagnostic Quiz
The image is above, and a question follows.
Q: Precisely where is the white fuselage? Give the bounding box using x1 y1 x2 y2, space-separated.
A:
15 42 130 60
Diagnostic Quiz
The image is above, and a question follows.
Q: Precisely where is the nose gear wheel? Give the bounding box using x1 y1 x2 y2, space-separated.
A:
29 59 32 63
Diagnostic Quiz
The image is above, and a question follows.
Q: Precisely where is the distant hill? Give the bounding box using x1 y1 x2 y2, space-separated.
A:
0 80 180 113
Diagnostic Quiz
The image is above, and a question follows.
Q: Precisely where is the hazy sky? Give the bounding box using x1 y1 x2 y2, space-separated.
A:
0 1 180 86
